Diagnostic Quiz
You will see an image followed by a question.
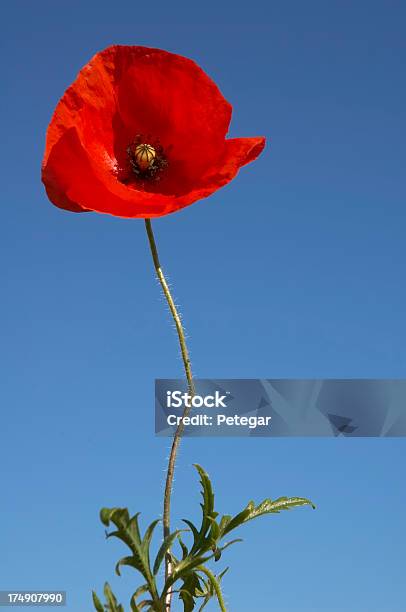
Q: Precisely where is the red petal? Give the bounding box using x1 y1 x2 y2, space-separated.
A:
42 45 265 218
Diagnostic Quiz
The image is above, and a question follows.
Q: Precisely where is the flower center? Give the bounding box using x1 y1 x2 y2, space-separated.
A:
133 144 156 170
126 135 168 183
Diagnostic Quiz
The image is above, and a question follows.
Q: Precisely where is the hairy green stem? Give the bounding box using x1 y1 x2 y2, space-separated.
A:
145 219 196 611
196 566 227 612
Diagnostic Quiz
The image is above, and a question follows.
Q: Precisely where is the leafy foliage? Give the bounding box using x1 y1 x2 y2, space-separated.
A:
93 465 314 611
92 583 125 612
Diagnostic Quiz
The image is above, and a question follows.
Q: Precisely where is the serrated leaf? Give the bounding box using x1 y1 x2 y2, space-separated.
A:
192 465 216 553
99 508 160 604
222 496 315 535
105 512 151 579
219 507 250 536
256 496 316 514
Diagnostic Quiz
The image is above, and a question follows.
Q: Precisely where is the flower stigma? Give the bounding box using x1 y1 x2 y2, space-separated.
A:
134 144 156 170
127 134 168 183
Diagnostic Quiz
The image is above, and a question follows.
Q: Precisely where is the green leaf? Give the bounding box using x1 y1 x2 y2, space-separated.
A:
132 584 149 600
218 515 231 534
197 567 229 612
178 535 189 561
100 507 130 528
197 580 213 612
115 555 140 577
208 516 220 543
142 518 160 576
219 538 243 553
91 591 104 612
222 496 315 536
179 571 204 612
98 469 314 612
143 519 160 549
191 465 217 552
138 600 155 609
194 465 215 518
162 551 213 597
99 508 160 603
181 519 200 548
195 566 226 612
104 511 147 576
195 575 209 598
130 597 141 612
153 530 184 575
103 582 124 612
164 538 239 594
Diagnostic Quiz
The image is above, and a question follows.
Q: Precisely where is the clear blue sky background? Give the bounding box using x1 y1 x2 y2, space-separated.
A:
1 1 405 610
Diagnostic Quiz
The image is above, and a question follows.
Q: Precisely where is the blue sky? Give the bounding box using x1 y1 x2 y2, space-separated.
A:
1 1 405 610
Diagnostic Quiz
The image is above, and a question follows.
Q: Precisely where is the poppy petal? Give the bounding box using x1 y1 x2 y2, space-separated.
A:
42 45 265 218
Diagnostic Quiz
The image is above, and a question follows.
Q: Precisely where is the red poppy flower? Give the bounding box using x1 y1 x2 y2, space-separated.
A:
42 45 265 218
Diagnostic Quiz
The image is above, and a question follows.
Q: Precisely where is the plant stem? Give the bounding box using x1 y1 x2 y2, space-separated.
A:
145 219 196 611
196 566 227 612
